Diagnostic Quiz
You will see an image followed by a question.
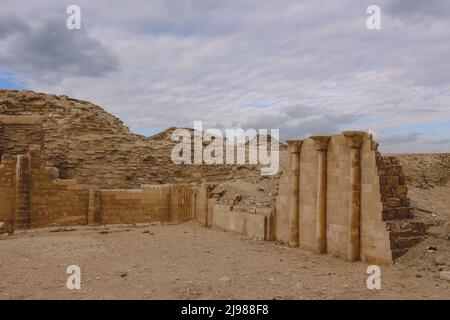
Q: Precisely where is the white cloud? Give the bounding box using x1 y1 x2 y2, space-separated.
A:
0 0 449 151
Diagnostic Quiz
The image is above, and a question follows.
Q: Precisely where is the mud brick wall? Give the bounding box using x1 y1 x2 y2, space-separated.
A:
276 132 420 264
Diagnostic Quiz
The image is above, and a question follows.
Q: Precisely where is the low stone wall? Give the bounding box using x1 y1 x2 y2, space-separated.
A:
99 186 171 224
211 204 274 240
0 146 194 231
0 146 89 229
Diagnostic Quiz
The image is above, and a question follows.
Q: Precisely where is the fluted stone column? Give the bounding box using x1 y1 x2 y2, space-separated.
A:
343 131 366 261
286 140 303 247
311 136 331 254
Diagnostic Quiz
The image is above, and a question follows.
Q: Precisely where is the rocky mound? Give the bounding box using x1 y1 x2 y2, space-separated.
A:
391 153 450 188
0 90 276 191
1 90 448 212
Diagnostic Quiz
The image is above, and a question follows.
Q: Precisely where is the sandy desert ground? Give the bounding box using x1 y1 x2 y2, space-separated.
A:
0 184 449 300
1 152 449 300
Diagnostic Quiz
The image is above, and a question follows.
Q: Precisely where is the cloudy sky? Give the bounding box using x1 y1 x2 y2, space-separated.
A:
1 0 450 152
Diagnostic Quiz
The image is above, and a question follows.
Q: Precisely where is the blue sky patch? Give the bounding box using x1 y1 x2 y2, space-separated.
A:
0 71 26 90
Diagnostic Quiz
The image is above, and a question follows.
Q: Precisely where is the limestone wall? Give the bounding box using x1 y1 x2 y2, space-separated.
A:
195 183 214 227
169 184 194 223
29 149 89 228
359 137 393 263
274 173 290 243
189 132 421 263
0 128 423 264
0 115 44 156
324 135 351 257
100 186 171 224
211 204 273 240
0 155 16 228
0 148 89 229
275 132 421 264
298 138 319 251
0 147 194 231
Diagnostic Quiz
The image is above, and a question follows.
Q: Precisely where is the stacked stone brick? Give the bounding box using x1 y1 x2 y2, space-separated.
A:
377 154 426 259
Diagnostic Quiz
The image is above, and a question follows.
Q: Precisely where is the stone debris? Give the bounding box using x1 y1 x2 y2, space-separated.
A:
393 153 450 189
49 227 76 233
432 256 446 266
218 276 231 282
438 271 450 281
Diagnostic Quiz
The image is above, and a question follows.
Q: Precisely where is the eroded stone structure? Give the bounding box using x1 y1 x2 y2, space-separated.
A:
0 90 426 264
0 146 193 230
274 133 425 264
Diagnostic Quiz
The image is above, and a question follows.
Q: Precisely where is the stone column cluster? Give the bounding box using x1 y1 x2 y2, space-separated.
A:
287 132 366 260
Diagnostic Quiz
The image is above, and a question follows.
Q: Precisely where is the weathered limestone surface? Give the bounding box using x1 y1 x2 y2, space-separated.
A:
275 133 423 264
311 136 331 254
0 90 425 263
211 204 273 240
343 131 365 261
0 155 16 232
0 90 267 189
286 140 302 247
14 154 31 229
195 183 215 227
0 148 194 229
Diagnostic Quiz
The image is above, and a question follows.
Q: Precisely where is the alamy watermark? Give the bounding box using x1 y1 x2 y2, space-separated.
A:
66 265 81 290
366 5 381 30
66 5 81 30
366 265 381 289
66 4 380 31
171 121 279 176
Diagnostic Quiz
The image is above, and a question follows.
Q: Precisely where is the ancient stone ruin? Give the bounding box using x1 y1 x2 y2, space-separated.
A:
0 90 426 264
